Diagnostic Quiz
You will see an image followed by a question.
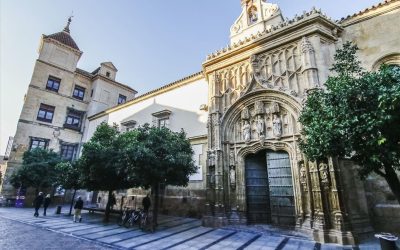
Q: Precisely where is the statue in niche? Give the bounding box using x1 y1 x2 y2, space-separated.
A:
248 6 258 24
272 114 282 138
319 163 329 184
208 151 216 167
208 165 215 188
229 165 236 189
242 120 251 142
271 102 280 114
229 150 235 167
256 115 265 137
254 101 264 115
299 163 307 191
241 107 250 120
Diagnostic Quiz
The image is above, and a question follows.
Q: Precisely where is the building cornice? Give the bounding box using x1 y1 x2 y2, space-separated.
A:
88 71 204 121
203 15 341 75
340 0 400 26
204 7 341 66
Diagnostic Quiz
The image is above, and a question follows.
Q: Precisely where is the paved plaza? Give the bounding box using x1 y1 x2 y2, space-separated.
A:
0 207 387 250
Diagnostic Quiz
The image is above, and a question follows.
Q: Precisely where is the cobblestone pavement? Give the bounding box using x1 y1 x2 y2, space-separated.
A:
0 207 384 250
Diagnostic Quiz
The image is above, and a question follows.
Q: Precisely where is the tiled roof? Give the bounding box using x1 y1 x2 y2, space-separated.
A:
44 31 80 51
340 0 399 22
75 68 94 78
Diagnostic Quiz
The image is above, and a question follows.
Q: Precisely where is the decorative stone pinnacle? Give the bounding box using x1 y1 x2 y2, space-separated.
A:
63 15 73 33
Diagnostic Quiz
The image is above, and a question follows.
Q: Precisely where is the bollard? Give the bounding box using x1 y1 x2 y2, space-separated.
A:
56 205 62 214
375 233 398 250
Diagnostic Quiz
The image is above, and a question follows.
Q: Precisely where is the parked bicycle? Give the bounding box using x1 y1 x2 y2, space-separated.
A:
119 207 153 231
139 210 154 232
119 207 138 227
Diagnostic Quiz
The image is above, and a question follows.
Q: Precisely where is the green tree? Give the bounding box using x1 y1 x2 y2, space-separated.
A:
299 42 400 204
126 124 197 227
9 148 61 195
55 161 82 215
78 123 137 221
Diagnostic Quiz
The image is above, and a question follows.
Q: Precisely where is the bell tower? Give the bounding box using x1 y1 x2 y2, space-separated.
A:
230 0 283 44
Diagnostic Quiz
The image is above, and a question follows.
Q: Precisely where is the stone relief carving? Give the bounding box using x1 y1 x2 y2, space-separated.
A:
319 162 329 186
241 107 250 120
208 150 216 167
229 165 236 189
272 114 282 138
242 120 251 143
229 150 235 167
300 36 315 54
254 101 264 115
256 115 265 138
299 163 307 191
271 102 280 114
232 101 297 143
250 44 302 95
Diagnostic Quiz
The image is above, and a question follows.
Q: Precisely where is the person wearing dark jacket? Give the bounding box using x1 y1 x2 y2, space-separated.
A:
33 192 44 217
43 194 51 216
73 196 84 222
142 194 151 213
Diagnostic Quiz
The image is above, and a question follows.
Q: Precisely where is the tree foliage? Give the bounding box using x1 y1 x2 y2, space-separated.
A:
127 124 197 188
299 42 400 203
55 161 82 190
77 122 138 221
126 124 197 226
9 148 61 192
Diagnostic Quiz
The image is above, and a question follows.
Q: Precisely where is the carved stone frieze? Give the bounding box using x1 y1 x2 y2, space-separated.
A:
319 162 329 187
299 162 307 191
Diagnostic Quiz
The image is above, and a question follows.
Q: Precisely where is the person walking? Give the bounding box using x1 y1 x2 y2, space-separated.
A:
33 192 44 217
73 196 84 223
142 194 151 213
43 194 51 216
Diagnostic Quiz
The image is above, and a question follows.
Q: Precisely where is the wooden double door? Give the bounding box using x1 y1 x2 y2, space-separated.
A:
245 150 295 226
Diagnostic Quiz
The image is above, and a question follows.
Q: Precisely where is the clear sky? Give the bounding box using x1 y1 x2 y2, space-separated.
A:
0 0 381 153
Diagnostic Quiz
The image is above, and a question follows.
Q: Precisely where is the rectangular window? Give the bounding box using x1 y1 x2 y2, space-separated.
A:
72 85 85 100
30 137 49 150
60 143 78 161
46 76 61 92
118 94 127 105
37 104 55 123
158 118 169 128
64 109 84 131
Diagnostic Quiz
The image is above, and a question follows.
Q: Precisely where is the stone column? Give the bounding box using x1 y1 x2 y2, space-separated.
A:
300 37 319 90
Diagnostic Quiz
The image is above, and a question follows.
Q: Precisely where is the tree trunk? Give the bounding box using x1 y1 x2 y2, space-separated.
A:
104 190 113 222
153 184 159 228
383 165 400 205
69 189 77 216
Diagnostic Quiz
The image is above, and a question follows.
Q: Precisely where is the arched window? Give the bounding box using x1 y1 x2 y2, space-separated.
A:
372 53 400 71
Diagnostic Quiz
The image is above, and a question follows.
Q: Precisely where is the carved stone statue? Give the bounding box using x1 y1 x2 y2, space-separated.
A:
299 163 307 191
208 151 216 166
271 102 280 114
248 6 258 23
319 163 329 184
254 101 264 115
256 115 265 137
229 165 236 188
229 150 235 166
241 107 250 120
242 120 251 142
272 114 282 137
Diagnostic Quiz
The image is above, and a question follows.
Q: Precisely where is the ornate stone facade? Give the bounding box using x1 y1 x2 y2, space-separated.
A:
201 0 400 245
